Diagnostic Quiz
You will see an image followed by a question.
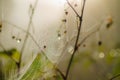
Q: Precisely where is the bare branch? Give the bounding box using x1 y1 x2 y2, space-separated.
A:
77 26 100 48
66 0 81 18
65 0 86 80
3 20 27 33
55 68 66 79
109 73 120 80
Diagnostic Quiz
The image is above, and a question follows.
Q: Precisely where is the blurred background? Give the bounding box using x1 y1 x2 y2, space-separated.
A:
0 0 120 80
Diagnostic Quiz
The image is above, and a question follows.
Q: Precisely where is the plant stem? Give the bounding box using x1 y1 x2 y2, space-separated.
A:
65 0 86 80
18 0 38 72
66 0 80 17
110 73 120 80
3 9 65 80
77 25 101 48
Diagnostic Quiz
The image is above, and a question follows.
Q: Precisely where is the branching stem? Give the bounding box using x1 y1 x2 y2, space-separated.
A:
65 0 86 80
18 0 38 72
66 0 81 17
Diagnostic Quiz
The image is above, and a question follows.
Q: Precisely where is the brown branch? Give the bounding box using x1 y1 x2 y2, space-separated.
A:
109 73 120 80
56 68 66 79
66 0 81 17
65 0 86 80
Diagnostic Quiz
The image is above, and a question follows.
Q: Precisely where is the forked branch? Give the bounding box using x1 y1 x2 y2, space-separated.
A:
65 0 86 80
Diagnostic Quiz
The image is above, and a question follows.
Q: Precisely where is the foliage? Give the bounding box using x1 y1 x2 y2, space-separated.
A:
0 49 63 80
0 49 19 80
19 53 54 80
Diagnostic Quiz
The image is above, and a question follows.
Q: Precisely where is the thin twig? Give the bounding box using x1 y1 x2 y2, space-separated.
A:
3 20 44 52
2 20 27 33
77 26 100 48
56 24 101 66
1 1 65 79
110 73 120 80
3 17 65 80
56 68 66 79
66 0 81 17
18 0 38 71
65 0 86 80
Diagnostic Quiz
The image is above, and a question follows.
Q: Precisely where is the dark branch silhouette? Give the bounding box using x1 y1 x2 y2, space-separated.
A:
65 0 86 80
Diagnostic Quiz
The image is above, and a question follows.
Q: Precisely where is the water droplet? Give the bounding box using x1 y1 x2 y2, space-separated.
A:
58 34 61 40
43 45 46 49
62 19 67 22
65 11 68 15
12 36 15 39
16 39 21 43
68 46 74 54
58 37 61 40
83 44 86 47
99 52 105 58
106 16 113 29
64 30 67 34
98 41 102 46
110 50 117 57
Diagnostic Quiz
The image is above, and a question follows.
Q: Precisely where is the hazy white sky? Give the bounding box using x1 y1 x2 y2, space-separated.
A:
0 0 120 63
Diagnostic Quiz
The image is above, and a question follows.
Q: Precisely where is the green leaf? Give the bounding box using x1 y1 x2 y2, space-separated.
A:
0 51 18 80
19 53 55 80
10 49 20 63
0 48 20 63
